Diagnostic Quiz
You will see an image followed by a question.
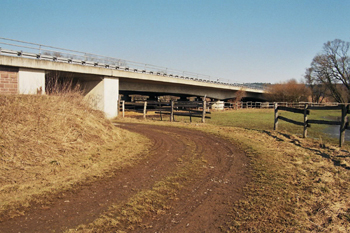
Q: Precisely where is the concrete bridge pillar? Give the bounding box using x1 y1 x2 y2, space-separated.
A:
18 68 45 94
83 77 119 118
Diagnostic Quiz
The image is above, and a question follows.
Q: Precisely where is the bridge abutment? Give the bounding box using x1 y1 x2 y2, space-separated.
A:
18 68 45 94
0 66 45 95
83 77 119 118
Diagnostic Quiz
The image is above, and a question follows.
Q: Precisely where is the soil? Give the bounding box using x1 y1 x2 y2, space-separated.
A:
0 123 250 233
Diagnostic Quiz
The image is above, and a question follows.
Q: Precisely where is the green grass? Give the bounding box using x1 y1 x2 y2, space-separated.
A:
141 107 345 145
209 109 344 145
209 109 274 130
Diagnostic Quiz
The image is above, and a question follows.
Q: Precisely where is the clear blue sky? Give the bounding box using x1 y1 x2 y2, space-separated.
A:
1 0 349 84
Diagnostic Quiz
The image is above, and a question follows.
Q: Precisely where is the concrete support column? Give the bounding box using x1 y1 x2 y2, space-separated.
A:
18 68 45 94
84 77 119 118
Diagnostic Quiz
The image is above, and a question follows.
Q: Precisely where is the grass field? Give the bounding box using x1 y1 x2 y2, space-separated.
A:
2 96 350 232
210 108 343 143
149 107 343 145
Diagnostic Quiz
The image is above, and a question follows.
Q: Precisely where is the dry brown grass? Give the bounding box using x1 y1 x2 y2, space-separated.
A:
2 96 350 232
196 126 350 232
0 94 148 219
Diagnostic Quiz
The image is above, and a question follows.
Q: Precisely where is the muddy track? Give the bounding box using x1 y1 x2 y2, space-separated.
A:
0 123 250 233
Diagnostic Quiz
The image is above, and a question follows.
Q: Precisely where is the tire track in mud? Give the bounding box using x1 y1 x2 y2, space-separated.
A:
0 123 250 233
136 127 250 233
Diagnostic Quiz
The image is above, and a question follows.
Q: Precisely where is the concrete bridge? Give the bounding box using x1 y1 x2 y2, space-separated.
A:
0 46 264 118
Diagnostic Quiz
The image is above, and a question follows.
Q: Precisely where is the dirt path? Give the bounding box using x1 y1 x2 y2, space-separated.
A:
0 123 250 233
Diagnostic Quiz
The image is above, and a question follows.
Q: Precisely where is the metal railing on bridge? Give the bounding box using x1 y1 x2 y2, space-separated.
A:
0 37 264 90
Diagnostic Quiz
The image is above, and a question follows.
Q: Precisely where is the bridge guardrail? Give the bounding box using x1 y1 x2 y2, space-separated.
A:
0 37 264 91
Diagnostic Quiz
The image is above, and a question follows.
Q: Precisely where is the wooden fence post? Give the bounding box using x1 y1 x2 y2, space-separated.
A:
303 103 308 138
202 100 206 123
339 104 347 147
122 100 125 118
274 102 278 130
143 101 147 119
117 99 120 116
170 100 174 122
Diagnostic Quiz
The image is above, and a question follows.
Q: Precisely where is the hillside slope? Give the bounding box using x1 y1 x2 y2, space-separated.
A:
0 94 148 219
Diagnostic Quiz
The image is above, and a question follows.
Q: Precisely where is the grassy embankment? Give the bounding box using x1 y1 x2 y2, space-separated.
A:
0 94 149 220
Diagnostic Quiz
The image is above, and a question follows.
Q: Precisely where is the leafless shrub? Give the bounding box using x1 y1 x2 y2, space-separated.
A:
45 71 82 96
265 79 310 102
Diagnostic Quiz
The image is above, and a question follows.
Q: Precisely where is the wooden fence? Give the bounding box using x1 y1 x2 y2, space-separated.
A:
120 101 343 112
119 100 211 123
273 103 349 147
221 101 273 109
221 101 340 110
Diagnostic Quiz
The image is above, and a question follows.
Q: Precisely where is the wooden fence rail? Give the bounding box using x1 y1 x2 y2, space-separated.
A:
119 99 210 123
274 102 349 147
120 101 343 112
158 100 210 123
220 101 341 110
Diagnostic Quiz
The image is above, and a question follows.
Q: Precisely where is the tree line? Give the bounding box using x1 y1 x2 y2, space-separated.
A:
265 39 349 103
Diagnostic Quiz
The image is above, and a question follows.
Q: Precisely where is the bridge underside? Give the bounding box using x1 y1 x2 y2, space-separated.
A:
119 90 263 102
47 73 265 101
118 78 265 102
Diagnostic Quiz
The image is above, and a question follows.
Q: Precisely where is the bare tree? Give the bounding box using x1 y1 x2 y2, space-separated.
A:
305 39 350 103
304 67 327 103
234 89 246 102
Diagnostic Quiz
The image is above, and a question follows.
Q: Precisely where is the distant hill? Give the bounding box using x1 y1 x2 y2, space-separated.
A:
243 83 271 90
